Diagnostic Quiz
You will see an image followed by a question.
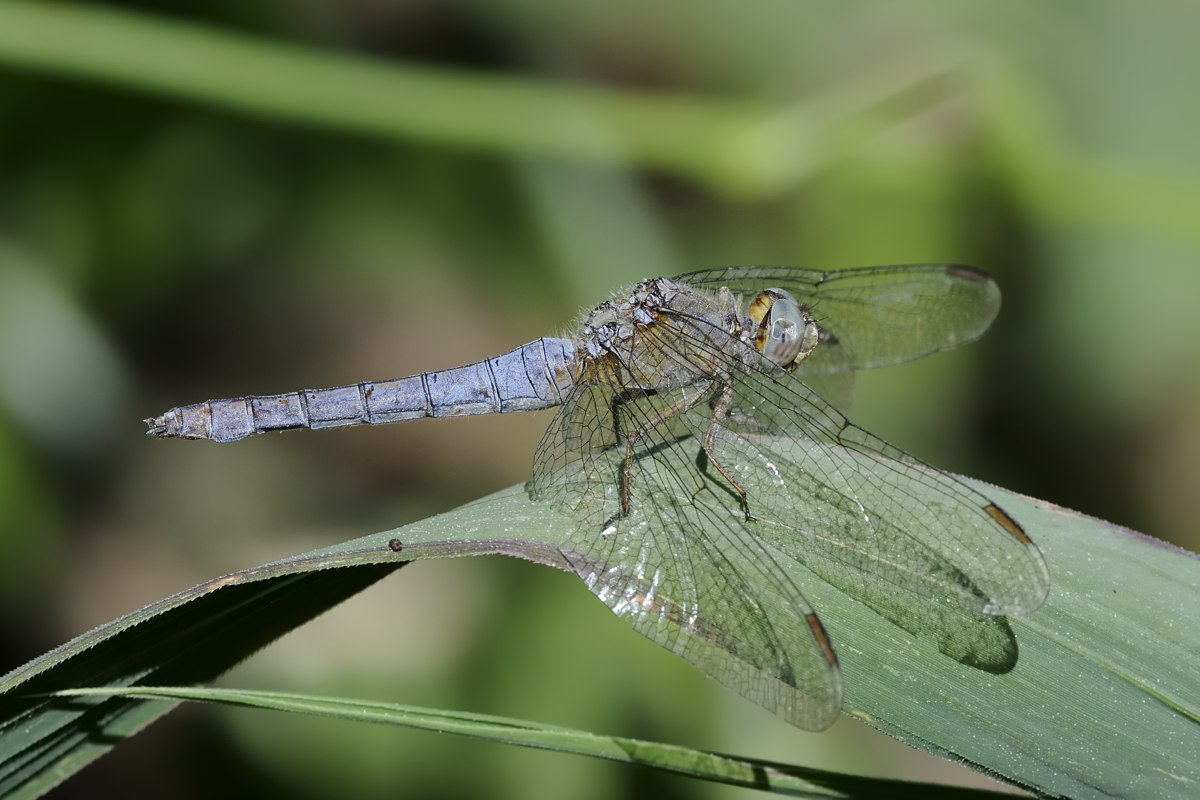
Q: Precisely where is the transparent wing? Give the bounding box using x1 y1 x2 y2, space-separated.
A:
529 283 1046 726
711 362 1050 617
532 349 843 731
677 264 1001 373
665 301 1050 616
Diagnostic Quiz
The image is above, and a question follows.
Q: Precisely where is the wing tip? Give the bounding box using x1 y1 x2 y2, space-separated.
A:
943 263 992 283
804 612 839 669
982 503 1052 615
983 502 1034 546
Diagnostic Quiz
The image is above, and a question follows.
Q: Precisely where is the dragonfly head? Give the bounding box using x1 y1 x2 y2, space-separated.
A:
747 288 820 370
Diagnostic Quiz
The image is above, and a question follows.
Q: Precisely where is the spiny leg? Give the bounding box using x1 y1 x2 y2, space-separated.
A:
615 383 714 517
605 283 756 522
695 287 757 518
700 380 754 521
614 377 755 522
607 389 650 518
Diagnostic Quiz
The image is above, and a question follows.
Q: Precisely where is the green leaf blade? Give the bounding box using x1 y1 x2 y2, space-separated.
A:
1 473 1196 798
0 566 402 798
55 686 1013 800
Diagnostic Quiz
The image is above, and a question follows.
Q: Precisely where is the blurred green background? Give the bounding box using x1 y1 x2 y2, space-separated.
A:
1 1 1197 797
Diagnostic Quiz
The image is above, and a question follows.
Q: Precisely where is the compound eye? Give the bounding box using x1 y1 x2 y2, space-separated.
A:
747 288 819 369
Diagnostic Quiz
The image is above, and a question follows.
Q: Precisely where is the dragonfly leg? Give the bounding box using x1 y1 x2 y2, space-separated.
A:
700 380 754 521
615 384 713 517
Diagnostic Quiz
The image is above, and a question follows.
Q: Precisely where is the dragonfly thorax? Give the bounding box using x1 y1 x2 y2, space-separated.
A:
582 277 681 360
580 277 737 388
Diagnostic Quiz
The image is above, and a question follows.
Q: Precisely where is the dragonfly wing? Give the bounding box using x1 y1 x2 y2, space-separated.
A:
707 351 1050 618
526 267 1041 726
532 379 843 730
678 264 1001 372
529 379 620 521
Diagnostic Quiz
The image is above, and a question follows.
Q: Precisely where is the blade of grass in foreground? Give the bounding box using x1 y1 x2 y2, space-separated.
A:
57 686 1011 800
0 565 403 798
0 463 1197 798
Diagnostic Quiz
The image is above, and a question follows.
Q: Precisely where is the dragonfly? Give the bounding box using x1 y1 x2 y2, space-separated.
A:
147 264 1050 730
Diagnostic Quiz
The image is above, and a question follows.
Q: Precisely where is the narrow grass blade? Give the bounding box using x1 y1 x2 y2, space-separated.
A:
58 686 1013 800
